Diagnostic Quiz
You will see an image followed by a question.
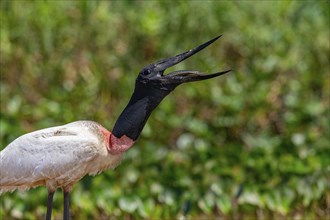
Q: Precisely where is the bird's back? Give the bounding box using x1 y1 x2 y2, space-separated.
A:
0 121 123 193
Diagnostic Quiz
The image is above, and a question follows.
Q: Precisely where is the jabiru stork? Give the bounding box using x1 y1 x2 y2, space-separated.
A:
0 35 231 220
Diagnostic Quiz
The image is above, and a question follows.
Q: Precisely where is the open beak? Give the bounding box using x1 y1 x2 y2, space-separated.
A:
150 35 231 84
163 69 231 84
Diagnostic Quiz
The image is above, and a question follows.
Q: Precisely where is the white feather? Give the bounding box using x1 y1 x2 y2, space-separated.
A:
0 120 123 193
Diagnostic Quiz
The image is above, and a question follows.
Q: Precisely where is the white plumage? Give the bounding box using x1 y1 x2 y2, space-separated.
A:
0 120 123 194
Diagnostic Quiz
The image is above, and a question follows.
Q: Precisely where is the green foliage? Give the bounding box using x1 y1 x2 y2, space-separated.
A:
0 1 329 219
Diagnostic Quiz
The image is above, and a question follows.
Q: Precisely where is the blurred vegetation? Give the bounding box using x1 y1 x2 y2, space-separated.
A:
0 1 329 219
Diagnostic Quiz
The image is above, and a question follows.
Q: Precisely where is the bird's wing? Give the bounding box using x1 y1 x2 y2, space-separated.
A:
0 121 102 191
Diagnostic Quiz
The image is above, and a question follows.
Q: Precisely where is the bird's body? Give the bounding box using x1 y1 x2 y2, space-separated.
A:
0 120 123 194
0 35 230 220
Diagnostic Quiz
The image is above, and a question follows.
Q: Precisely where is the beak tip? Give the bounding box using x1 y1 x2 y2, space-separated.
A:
208 34 223 45
216 34 223 39
212 34 223 42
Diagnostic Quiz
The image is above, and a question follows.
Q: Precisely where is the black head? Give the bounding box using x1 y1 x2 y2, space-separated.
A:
112 35 231 141
135 35 231 93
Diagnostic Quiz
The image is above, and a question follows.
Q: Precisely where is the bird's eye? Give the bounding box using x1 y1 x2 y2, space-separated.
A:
142 69 151 75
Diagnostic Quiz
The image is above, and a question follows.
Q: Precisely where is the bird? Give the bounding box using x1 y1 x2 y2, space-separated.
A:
0 35 231 220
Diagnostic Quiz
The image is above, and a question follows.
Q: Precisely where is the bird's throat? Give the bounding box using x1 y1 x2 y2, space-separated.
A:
109 134 135 154
98 125 134 154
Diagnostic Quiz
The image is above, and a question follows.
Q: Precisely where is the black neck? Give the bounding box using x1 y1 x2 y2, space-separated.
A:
112 84 172 141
